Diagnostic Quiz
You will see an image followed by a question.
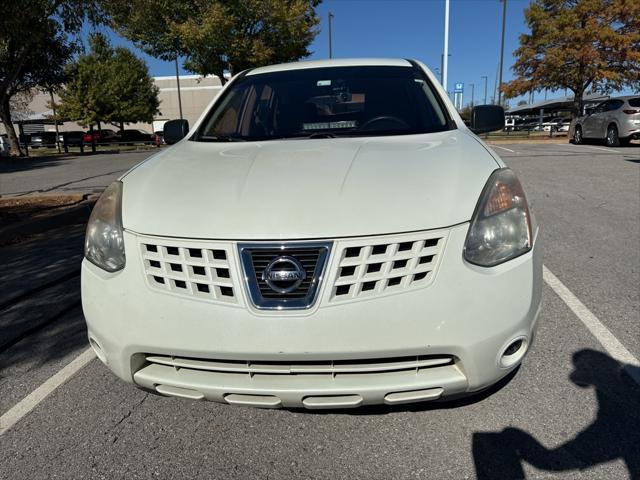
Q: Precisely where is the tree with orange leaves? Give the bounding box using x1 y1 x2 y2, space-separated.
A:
502 0 640 117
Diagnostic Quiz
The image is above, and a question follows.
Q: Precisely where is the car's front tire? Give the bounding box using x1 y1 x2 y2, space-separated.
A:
606 124 620 147
573 125 584 144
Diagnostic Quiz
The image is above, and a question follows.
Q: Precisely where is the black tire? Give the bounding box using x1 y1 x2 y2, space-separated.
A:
606 124 620 147
573 125 584 144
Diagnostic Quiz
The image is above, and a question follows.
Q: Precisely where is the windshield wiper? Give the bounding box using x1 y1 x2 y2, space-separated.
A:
198 135 246 142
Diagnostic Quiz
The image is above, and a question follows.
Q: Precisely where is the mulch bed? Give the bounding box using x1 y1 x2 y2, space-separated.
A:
0 194 91 228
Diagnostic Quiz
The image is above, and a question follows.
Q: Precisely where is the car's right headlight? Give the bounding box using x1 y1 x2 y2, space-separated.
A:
464 168 533 267
85 181 125 272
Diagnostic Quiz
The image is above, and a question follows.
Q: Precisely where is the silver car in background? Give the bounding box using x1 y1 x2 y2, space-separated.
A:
573 96 640 147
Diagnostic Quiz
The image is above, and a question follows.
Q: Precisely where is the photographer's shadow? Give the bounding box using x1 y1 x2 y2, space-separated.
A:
472 349 640 479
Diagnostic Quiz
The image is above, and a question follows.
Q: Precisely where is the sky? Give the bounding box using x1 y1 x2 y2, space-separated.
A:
93 0 627 106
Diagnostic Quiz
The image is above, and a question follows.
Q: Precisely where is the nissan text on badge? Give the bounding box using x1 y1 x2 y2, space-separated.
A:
82 59 542 409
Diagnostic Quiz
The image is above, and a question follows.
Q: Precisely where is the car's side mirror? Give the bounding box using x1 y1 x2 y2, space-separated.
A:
585 108 593 116
163 119 190 145
469 105 505 134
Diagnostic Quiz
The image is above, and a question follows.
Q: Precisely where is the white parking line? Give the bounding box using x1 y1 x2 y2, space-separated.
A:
492 145 517 153
543 266 640 385
1 266 638 435
572 144 621 154
0 347 95 436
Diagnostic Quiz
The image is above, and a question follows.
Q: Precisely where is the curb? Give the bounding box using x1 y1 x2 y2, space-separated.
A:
0 200 95 246
484 138 571 145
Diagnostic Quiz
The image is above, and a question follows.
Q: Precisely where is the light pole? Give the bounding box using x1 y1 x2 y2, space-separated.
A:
497 0 507 105
440 53 451 86
481 75 488 104
174 56 183 120
49 89 61 153
328 12 334 59
470 83 475 107
442 0 450 90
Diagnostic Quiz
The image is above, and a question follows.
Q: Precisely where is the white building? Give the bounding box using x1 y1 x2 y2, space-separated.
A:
1 74 224 136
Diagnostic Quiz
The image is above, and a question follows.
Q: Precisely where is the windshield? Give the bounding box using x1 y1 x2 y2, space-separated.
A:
193 65 451 142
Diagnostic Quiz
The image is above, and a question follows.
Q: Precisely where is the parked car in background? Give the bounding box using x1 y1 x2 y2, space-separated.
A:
0 135 9 156
504 117 515 131
153 130 165 145
83 129 118 144
61 131 86 147
117 129 154 144
542 117 571 133
520 121 543 132
555 118 571 133
574 96 640 146
83 58 541 409
30 131 58 148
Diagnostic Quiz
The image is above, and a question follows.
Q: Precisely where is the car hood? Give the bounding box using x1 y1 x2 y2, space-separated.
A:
121 130 499 240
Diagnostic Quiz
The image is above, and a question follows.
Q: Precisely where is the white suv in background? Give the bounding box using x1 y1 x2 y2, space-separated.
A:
573 96 640 147
82 59 542 409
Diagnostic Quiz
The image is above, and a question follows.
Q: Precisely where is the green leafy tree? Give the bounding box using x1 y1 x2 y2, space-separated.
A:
503 0 640 117
0 0 89 156
56 33 160 131
103 0 321 83
106 47 161 129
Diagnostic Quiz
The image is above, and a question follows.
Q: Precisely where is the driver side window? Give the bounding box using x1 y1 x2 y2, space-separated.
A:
593 102 607 114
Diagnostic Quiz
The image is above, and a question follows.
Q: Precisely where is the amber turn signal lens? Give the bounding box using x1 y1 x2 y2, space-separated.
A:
484 182 515 216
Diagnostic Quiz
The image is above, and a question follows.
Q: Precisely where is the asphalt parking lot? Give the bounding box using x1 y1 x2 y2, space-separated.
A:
1 142 639 479
0 149 154 197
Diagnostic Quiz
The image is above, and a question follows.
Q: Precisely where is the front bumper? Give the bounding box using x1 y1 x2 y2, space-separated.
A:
81 223 542 408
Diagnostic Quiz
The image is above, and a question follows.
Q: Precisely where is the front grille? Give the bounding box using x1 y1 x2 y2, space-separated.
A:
239 242 331 310
140 239 238 305
329 230 447 303
144 354 455 377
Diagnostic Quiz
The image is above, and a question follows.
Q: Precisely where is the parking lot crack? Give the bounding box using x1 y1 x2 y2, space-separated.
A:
110 393 149 433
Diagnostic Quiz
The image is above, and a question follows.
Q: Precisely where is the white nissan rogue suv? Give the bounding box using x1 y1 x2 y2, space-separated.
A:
82 58 542 409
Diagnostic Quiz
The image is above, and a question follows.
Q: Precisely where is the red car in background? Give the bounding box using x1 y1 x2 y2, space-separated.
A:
83 129 118 144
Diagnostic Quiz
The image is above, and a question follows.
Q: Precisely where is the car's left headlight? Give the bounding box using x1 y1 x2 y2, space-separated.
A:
464 168 533 267
85 181 125 272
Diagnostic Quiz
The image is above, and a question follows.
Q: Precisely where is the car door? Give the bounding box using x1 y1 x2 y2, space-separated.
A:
595 100 624 138
583 101 606 138
603 99 624 137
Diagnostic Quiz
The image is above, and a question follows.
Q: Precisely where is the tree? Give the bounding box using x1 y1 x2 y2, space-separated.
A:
56 34 160 131
458 106 473 121
106 46 161 130
0 0 87 156
502 0 640 118
103 0 321 83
